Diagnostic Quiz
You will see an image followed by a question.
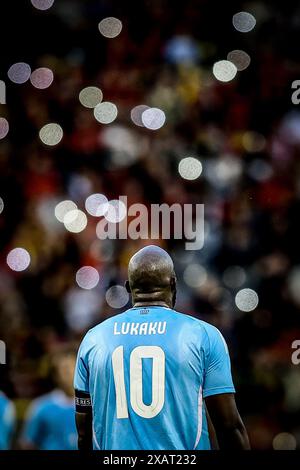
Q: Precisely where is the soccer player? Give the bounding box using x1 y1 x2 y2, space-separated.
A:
0 391 16 449
74 245 250 450
21 349 77 450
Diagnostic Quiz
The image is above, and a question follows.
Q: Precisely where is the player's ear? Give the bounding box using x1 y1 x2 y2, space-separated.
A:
125 280 131 293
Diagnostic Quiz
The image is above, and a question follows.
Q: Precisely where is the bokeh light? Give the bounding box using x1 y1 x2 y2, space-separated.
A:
272 432 297 450
164 35 199 65
36 197 62 232
104 200 127 223
183 264 207 288
280 111 300 144
85 194 109 217
101 125 141 168
0 118 9 139
7 248 31 272
39 123 63 146
98 17 123 38
242 131 266 153
64 209 88 233
227 50 251 71
79 86 103 108
30 67 54 89
248 159 273 182
31 0 55 10
223 266 246 289
94 102 118 124
235 288 259 312
130 105 150 127
64 288 101 333
233 12 256 33
0 197 4 214
205 155 243 189
8 62 31 84
90 239 114 263
76 266 100 290
105 285 129 309
142 107 166 130
213 60 237 82
54 200 77 223
178 157 202 180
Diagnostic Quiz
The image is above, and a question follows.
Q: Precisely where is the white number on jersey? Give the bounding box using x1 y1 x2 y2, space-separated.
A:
112 345 165 419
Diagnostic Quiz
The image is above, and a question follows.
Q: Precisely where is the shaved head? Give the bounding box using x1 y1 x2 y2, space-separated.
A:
126 245 176 308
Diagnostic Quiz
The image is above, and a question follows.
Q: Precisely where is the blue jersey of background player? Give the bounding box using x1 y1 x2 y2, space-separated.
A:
0 391 16 449
74 246 250 450
21 350 77 450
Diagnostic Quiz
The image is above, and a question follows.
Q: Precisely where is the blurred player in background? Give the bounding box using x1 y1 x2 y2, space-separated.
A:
0 391 16 450
74 245 250 450
21 349 77 450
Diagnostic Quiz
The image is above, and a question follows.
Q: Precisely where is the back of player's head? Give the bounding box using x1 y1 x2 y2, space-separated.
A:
126 245 176 307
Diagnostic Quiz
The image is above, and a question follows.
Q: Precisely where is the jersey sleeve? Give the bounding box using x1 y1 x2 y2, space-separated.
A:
202 324 235 398
74 330 93 394
74 331 94 413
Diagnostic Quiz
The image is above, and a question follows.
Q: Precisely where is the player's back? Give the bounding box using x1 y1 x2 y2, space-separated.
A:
22 390 77 450
74 306 235 450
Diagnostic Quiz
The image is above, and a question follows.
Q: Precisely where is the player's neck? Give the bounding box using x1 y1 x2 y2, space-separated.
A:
132 300 172 309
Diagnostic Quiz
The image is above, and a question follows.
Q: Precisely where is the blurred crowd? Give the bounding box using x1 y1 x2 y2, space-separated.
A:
0 0 300 449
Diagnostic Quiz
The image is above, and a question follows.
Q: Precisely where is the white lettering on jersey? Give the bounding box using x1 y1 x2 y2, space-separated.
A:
139 323 148 335
121 323 130 334
157 322 167 334
130 323 139 335
113 321 167 336
148 322 157 335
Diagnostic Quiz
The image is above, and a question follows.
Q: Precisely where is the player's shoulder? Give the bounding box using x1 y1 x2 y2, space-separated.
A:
0 392 15 420
84 311 130 337
0 395 15 424
0 391 10 406
77 313 128 351
26 390 57 416
173 310 225 342
172 310 215 330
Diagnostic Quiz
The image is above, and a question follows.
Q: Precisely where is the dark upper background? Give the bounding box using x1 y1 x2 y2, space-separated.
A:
0 0 300 449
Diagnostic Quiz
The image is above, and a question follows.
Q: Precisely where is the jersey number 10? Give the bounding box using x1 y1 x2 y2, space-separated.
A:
112 345 165 419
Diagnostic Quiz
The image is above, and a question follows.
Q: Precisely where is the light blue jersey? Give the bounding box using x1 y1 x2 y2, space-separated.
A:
22 389 77 450
0 392 16 450
74 306 235 450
